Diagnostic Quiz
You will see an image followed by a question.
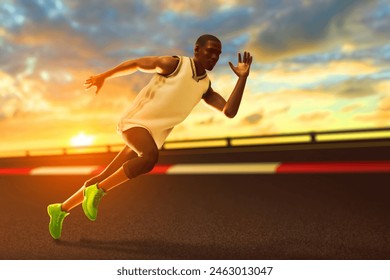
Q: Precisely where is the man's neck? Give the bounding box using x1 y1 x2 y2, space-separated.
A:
192 57 206 76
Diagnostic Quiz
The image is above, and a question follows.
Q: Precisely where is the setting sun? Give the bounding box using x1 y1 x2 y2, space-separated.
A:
70 132 95 147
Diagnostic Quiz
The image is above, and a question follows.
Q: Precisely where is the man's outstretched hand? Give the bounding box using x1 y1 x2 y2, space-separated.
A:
228 51 253 78
84 74 105 94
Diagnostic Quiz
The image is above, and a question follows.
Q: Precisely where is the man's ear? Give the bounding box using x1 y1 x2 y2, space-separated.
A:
194 44 200 54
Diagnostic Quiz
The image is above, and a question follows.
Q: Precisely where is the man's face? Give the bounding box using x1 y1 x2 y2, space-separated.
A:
196 40 222 71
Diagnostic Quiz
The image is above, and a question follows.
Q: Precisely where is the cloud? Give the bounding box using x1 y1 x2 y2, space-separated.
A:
341 103 362 113
354 111 390 127
268 105 290 116
297 111 332 122
248 0 370 61
355 96 390 127
323 78 378 98
259 59 380 88
378 97 390 111
0 71 52 119
242 112 263 125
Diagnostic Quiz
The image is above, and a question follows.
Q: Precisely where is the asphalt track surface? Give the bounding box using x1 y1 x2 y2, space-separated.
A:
1 142 390 260
1 172 389 260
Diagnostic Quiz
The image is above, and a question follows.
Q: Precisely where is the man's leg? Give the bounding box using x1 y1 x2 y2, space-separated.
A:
48 127 158 238
95 127 159 192
48 145 136 239
82 127 158 220
60 145 137 212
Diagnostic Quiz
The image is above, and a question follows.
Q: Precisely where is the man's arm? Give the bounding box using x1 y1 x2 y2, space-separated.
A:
203 51 252 118
84 56 179 94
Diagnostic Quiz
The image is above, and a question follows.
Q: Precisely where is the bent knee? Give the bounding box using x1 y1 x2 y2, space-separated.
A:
139 149 159 172
122 149 159 179
139 147 159 162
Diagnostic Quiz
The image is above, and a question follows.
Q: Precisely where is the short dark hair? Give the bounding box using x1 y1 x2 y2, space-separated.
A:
196 34 221 46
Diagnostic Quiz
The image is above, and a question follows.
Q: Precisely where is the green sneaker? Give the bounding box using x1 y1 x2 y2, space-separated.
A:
47 203 69 239
82 184 106 221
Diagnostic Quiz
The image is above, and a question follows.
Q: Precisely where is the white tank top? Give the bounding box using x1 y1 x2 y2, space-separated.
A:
117 56 210 148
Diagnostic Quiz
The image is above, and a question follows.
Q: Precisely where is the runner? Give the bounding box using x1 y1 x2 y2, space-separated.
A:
47 34 252 239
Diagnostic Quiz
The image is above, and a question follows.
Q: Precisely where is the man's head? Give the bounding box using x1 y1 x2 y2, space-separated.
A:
194 34 222 71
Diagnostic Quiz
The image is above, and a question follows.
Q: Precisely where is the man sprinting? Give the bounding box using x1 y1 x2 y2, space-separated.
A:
47 34 253 239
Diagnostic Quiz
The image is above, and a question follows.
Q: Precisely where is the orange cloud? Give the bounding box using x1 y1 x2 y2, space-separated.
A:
297 111 332 122
341 103 363 113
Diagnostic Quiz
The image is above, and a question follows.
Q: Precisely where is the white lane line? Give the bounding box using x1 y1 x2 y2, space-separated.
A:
30 166 101 175
167 163 280 174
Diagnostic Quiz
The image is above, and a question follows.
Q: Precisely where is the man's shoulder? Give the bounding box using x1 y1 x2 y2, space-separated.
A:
156 56 197 77
159 55 180 63
156 56 182 76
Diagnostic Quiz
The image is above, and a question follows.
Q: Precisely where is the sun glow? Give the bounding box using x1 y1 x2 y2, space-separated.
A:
70 132 94 147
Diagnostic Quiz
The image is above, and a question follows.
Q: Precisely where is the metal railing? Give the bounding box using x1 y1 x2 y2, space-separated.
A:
1 127 390 158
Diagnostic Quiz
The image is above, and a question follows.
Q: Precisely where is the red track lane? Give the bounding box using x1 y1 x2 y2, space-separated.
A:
90 166 106 175
88 165 173 175
0 168 32 175
150 165 173 174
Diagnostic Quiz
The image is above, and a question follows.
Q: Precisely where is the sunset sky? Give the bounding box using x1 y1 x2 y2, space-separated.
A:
1 0 390 154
